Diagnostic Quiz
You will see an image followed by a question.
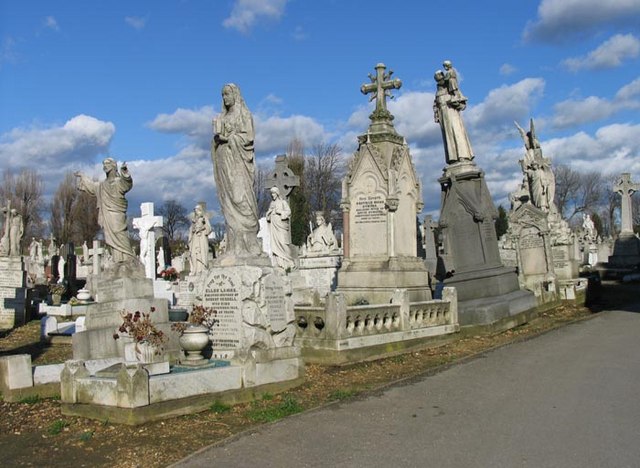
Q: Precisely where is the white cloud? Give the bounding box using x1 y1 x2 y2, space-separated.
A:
0 36 17 67
499 63 517 76
125 16 147 30
44 16 60 32
524 0 640 42
223 0 289 34
0 115 115 169
563 34 640 71
254 114 326 154
292 25 308 41
147 106 214 141
465 78 545 135
551 76 640 128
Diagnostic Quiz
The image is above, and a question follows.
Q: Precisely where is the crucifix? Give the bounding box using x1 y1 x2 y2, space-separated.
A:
266 155 300 200
360 63 402 118
132 202 164 279
614 173 640 235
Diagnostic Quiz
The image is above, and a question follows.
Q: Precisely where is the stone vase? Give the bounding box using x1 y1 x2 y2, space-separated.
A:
125 341 164 364
51 294 61 306
179 325 209 365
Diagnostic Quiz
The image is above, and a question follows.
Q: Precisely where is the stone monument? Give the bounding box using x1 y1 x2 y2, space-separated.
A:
206 82 301 372
337 63 430 304
188 203 212 274
608 173 640 266
0 201 27 329
72 161 171 360
434 62 535 325
266 187 295 270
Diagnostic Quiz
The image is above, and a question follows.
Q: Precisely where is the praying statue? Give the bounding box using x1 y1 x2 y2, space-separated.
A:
433 61 474 164
266 187 295 270
0 205 24 257
188 203 212 274
306 211 338 254
75 158 136 263
212 83 262 258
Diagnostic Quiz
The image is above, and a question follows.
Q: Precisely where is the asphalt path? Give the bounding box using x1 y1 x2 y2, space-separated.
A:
175 309 640 468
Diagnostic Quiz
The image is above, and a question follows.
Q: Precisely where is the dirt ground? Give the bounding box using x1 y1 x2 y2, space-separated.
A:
0 280 636 467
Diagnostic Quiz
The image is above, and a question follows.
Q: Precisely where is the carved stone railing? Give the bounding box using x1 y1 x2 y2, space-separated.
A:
295 287 458 344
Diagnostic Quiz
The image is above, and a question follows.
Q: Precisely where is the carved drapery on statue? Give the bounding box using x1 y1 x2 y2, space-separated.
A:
212 83 262 258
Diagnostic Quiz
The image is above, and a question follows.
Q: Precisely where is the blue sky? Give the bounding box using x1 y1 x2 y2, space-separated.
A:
1 0 640 224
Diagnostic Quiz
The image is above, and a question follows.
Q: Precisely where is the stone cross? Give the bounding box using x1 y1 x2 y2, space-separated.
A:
266 155 300 200
613 173 639 235
92 239 104 274
360 63 402 115
132 202 164 279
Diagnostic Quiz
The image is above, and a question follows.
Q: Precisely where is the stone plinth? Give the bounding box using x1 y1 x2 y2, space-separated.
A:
438 162 536 325
296 254 341 304
192 265 297 360
608 234 640 267
72 276 176 361
0 257 27 330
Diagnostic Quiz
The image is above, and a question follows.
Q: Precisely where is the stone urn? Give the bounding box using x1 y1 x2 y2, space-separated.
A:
51 294 62 306
76 289 92 302
179 325 210 365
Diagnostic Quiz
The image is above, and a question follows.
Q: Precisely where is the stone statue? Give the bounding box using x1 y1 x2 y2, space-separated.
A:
1 206 24 257
82 241 89 263
212 83 262 258
582 213 596 242
266 187 294 270
306 211 338 254
29 237 39 261
75 158 136 263
188 203 212 274
433 63 474 164
48 233 58 257
515 120 556 213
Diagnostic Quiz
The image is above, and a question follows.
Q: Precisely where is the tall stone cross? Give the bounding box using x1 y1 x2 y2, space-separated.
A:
266 155 300 199
91 239 104 274
132 202 164 279
360 63 402 117
614 173 640 235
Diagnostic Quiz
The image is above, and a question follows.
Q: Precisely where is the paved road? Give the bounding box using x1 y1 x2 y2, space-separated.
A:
175 310 640 468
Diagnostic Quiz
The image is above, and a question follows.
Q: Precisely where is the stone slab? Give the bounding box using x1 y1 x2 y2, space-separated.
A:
95 277 154 303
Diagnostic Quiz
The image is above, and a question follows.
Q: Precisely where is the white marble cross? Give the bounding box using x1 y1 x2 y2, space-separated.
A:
132 202 164 279
614 173 640 235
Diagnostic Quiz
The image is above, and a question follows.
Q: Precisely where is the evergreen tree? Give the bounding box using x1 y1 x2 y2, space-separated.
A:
495 205 509 238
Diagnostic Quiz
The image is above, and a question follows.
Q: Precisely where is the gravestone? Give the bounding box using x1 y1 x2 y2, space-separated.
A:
421 215 438 277
0 257 27 329
337 63 431 304
507 204 557 301
433 61 535 325
608 173 640 266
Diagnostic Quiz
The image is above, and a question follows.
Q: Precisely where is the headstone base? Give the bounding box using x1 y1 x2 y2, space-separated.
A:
337 256 431 304
608 234 640 266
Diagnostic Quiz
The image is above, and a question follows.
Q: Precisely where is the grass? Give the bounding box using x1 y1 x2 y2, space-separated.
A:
246 394 303 423
19 394 41 404
48 419 69 436
328 389 358 401
79 430 94 442
209 401 231 414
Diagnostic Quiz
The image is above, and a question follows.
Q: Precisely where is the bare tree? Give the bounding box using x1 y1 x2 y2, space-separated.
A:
0 169 45 248
305 142 343 218
50 172 77 244
157 199 189 242
253 163 270 217
553 165 604 221
72 190 100 243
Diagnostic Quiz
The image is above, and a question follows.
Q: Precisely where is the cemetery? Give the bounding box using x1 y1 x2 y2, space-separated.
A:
1 58 639 464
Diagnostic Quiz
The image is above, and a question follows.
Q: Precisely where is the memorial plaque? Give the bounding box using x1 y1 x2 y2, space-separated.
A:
264 275 287 332
353 194 386 225
203 271 242 350
0 270 25 288
552 246 568 269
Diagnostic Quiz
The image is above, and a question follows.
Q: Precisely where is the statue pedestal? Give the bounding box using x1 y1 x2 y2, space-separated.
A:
438 163 536 326
608 234 640 267
0 257 27 330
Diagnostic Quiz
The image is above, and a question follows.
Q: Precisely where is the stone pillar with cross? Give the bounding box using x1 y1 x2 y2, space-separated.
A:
614 173 639 236
132 202 164 279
